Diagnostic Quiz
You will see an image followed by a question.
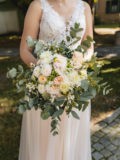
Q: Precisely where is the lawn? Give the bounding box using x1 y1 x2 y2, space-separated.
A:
95 24 120 28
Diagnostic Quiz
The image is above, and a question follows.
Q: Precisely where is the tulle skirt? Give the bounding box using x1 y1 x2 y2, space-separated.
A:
18 102 92 160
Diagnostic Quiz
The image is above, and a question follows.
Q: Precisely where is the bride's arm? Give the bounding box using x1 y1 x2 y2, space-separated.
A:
20 0 42 66
82 2 94 61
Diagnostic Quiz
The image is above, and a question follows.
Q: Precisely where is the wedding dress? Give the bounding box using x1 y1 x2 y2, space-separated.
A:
19 0 92 160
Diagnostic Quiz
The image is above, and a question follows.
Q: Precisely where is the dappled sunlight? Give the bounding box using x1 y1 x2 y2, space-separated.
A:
0 56 10 60
0 98 15 113
9 35 20 40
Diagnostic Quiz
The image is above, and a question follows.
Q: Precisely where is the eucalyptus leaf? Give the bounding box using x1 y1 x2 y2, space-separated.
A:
82 102 89 112
52 109 64 118
17 86 25 93
71 110 80 119
88 86 96 97
18 104 26 114
53 131 58 136
41 111 50 120
81 80 89 91
18 65 24 73
18 79 25 86
34 40 44 54
27 36 36 48
55 97 65 106
28 98 34 108
7 68 17 78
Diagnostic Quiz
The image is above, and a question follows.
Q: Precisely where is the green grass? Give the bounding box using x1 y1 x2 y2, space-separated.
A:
92 59 120 118
95 24 120 28
0 56 120 160
0 57 23 160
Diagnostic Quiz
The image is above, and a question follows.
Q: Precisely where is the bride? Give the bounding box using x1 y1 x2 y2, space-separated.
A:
19 0 93 160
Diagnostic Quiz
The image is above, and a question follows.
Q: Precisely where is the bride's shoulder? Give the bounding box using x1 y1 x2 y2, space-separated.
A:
82 1 92 13
25 0 42 18
28 0 42 11
83 1 92 11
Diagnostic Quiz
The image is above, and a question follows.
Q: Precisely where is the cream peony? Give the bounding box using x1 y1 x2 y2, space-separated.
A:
40 51 53 64
33 66 41 78
38 84 45 94
60 82 70 94
41 64 52 77
53 54 67 75
46 84 60 96
67 70 81 86
72 51 84 69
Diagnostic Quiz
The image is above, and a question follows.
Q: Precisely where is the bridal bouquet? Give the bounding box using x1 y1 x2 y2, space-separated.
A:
7 23 111 135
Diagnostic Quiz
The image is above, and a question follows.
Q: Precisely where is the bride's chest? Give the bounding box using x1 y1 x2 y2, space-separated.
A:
39 0 86 42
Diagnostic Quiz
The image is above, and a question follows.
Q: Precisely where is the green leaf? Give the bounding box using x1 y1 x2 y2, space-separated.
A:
18 65 24 73
28 98 34 108
27 36 36 48
70 30 76 38
51 119 58 127
41 111 50 120
71 110 80 119
81 80 89 91
54 97 65 106
53 131 58 136
18 79 25 86
80 90 94 101
89 86 96 97
66 36 71 42
52 109 64 118
18 104 26 114
74 22 80 29
35 40 44 54
82 102 89 111
86 35 93 42
44 104 54 115
81 40 91 48
7 68 17 79
80 96 91 102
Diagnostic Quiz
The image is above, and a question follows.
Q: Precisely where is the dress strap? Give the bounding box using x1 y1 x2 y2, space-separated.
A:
40 0 50 13
78 0 85 14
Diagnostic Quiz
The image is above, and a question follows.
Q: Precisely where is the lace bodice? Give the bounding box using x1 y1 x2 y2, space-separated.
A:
39 0 86 49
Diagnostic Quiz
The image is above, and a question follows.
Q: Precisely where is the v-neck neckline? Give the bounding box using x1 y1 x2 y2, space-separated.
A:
45 0 79 25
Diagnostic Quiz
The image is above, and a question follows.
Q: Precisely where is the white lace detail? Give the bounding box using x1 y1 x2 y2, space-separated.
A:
39 0 86 49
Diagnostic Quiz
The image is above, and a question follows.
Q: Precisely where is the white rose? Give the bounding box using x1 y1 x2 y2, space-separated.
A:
40 51 53 64
46 85 60 96
41 64 52 77
53 54 67 75
38 84 45 94
33 66 41 78
68 70 81 86
60 82 70 94
72 51 84 69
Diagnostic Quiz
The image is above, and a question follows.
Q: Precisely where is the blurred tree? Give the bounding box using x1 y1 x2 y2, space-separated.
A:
11 0 32 14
